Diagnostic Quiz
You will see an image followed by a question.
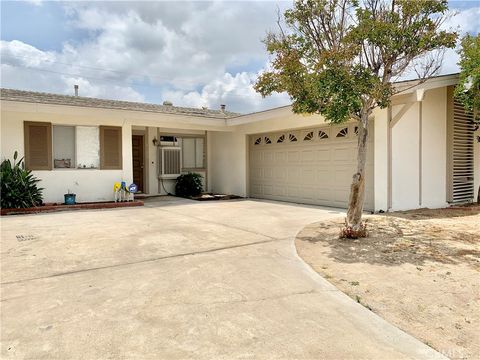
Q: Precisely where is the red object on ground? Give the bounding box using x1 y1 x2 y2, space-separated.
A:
0 200 144 216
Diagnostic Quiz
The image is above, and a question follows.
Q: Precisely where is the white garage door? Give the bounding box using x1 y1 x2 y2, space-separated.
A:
249 123 374 210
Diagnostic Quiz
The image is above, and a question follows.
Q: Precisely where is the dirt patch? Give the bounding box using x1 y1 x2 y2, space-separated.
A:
296 206 480 360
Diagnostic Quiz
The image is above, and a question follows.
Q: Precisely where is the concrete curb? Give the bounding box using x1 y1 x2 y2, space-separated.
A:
290 233 448 360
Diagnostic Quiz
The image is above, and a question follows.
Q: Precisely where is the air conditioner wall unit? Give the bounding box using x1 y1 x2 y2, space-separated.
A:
159 146 182 179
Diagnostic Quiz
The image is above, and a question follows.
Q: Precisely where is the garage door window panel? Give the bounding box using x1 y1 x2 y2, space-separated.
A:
303 131 314 141
318 130 329 139
336 127 349 138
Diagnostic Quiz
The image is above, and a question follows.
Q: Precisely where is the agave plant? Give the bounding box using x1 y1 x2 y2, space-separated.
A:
1 151 43 209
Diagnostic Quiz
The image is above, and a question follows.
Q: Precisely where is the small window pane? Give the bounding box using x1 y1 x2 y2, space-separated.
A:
182 138 196 168
182 137 205 169
53 125 75 168
195 138 204 168
77 126 100 169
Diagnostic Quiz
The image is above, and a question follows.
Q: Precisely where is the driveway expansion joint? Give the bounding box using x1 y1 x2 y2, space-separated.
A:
1 237 291 287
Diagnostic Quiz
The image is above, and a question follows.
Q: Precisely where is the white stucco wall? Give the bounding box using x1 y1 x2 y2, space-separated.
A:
146 127 158 195
1 104 133 203
1 79 461 210
391 102 420 211
373 107 389 212
421 87 448 208
390 87 448 211
207 131 247 196
0 100 227 202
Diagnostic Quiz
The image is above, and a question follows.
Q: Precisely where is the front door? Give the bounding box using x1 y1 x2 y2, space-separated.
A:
132 135 144 192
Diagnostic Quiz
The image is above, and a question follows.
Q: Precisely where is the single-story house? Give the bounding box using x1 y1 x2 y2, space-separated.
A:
1 73 479 212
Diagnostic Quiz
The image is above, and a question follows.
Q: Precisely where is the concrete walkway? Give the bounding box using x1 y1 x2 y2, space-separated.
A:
1 198 445 359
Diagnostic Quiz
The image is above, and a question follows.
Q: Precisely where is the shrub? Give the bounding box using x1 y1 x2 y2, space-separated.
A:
1 151 43 208
175 172 203 198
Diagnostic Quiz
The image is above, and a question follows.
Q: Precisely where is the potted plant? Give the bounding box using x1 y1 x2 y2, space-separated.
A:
64 190 76 205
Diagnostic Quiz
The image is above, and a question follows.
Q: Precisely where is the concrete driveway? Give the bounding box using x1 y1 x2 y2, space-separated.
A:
1 198 444 359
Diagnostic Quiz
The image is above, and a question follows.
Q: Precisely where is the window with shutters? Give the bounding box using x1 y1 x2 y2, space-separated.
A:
24 122 52 170
100 126 122 169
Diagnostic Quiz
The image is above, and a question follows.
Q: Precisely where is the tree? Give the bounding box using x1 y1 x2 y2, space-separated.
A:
455 34 480 122
255 0 457 235
455 34 480 202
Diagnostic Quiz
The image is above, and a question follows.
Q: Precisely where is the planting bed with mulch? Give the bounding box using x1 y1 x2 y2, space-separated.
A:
296 205 479 359
189 193 242 201
1 200 144 216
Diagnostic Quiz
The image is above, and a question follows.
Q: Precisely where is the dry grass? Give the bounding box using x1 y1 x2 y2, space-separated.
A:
296 205 480 360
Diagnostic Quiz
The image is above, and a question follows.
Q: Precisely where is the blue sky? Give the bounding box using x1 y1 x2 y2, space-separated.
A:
1 0 479 113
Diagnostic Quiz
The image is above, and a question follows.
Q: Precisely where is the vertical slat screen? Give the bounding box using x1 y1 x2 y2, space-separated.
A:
450 100 475 203
161 148 181 177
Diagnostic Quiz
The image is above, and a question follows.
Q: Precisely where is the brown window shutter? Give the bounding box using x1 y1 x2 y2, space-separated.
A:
24 121 52 170
100 126 122 169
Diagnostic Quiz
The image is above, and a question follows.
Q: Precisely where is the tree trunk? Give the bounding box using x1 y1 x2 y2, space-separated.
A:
346 112 370 231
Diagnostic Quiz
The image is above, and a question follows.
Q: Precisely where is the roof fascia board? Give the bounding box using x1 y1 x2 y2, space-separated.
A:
1 100 232 132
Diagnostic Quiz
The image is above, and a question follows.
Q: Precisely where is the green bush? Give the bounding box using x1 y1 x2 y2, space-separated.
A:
1 151 43 208
175 172 203 198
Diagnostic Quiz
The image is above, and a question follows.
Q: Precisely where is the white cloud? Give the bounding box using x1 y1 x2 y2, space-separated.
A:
1 1 477 113
25 0 43 6
162 71 290 113
439 6 480 74
0 40 144 101
1 1 289 112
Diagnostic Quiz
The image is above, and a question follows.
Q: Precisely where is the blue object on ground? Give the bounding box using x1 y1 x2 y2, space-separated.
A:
64 193 76 205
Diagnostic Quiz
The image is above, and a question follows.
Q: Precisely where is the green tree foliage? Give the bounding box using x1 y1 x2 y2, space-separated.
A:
1 151 43 209
255 0 457 233
455 34 480 122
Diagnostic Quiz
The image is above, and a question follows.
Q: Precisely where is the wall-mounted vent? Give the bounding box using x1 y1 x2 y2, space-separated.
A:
448 96 475 203
159 147 181 179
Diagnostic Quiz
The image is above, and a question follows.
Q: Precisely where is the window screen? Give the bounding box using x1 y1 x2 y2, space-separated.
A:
53 125 75 168
182 137 204 169
76 126 100 169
